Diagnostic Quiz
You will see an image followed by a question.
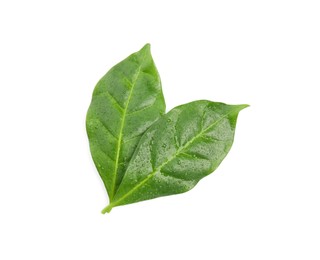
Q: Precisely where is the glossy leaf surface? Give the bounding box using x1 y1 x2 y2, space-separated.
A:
86 44 165 200
103 101 247 212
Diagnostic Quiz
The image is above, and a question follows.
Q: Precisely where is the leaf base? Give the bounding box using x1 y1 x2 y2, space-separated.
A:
101 204 113 214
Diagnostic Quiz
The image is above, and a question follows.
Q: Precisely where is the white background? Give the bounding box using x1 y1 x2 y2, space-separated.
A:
1 1 319 259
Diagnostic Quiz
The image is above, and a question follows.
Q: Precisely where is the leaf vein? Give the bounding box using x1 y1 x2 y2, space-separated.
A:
104 90 125 111
97 119 118 140
110 60 147 198
99 149 116 162
127 102 156 116
122 134 141 144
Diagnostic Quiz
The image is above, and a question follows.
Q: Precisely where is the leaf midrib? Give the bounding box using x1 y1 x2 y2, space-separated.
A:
109 108 237 207
110 65 142 199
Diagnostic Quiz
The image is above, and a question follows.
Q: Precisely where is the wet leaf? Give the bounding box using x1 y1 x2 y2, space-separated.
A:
86 44 165 200
103 100 247 213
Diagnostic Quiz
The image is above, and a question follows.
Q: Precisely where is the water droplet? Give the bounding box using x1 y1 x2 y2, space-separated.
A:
167 118 172 122
162 144 167 148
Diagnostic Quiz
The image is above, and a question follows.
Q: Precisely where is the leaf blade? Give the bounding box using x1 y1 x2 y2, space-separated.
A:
86 44 166 200
105 101 247 212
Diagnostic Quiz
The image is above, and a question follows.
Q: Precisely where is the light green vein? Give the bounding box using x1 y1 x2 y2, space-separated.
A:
109 66 141 199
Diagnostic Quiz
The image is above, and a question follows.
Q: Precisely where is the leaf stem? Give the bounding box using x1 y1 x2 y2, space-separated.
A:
101 203 114 214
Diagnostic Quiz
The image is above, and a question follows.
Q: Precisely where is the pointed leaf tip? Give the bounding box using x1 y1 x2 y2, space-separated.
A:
238 104 250 110
231 104 249 111
139 43 151 53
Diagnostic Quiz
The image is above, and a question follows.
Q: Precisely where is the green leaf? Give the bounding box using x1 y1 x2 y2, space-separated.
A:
86 44 166 200
103 101 247 213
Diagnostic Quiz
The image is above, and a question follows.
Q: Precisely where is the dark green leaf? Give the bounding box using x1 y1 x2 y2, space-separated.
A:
103 101 247 213
86 44 165 200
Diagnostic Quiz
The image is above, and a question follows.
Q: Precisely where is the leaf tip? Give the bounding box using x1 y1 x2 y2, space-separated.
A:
235 104 250 111
140 43 151 54
241 104 250 109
